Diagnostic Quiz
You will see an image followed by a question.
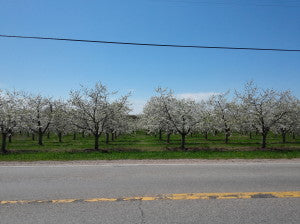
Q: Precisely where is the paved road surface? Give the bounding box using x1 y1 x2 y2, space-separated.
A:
0 160 299 223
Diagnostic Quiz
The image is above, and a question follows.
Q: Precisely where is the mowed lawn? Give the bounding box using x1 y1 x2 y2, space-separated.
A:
0 132 299 161
4 131 300 151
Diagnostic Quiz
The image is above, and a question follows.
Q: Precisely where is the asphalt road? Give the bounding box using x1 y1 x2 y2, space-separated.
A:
0 160 299 223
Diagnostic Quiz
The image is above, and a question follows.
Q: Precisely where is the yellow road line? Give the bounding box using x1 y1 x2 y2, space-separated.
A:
1 191 299 205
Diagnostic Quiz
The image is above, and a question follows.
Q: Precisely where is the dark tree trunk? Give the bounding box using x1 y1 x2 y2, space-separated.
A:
204 131 208 140
111 132 115 141
1 133 8 154
214 130 218 136
58 132 62 143
225 129 230 144
8 134 12 143
105 133 109 144
166 133 171 144
181 133 186 150
38 131 43 146
32 133 35 141
225 133 229 144
292 132 295 140
82 131 85 138
47 132 50 139
249 132 252 139
281 131 286 144
159 129 162 141
94 133 100 150
73 132 77 140
262 132 268 149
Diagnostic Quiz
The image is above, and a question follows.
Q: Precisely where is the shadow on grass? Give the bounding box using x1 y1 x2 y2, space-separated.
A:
165 147 296 152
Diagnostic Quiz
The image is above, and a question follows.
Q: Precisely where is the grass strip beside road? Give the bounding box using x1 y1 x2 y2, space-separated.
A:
0 150 299 161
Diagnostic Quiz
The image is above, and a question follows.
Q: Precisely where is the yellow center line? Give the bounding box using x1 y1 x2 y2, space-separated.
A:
1 191 299 205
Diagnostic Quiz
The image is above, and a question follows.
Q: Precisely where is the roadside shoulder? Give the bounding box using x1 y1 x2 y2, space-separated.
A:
0 158 299 166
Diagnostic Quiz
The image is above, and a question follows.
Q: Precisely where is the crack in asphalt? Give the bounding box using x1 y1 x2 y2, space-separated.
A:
138 200 146 224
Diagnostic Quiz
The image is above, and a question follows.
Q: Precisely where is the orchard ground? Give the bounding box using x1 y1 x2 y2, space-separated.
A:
0 132 299 161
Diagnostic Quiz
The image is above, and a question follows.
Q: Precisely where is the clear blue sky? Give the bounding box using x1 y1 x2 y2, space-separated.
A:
1 0 299 113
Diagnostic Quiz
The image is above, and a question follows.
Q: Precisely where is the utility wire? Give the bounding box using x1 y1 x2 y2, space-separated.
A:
148 0 300 7
1 34 300 52
154 0 300 8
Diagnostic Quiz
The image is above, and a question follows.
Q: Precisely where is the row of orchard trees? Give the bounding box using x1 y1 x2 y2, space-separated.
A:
0 83 131 153
1 81 299 153
141 82 300 150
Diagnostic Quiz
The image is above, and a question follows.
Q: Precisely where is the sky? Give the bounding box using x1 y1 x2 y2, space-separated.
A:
0 0 299 114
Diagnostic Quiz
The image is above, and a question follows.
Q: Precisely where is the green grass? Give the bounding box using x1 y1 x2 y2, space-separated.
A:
0 131 299 161
1 150 299 161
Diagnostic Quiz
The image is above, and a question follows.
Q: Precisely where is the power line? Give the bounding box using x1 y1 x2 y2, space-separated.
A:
148 0 300 8
1 34 300 52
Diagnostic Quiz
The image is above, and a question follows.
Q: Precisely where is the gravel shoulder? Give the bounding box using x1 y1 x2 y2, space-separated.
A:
0 158 299 166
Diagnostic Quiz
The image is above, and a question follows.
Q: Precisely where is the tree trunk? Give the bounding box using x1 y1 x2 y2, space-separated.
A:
8 134 12 143
32 133 35 141
225 130 230 144
181 133 186 150
281 131 286 144
111 132 115 141
225 134 229 144
204 131 208 140
82 131 85 138
1 133 8 154
262 132 267 149
38 131 43 146
249 132 252 139
105 133 109 144
292 132 295 140
58 132 62 143
166 133 171 144
47 132 50 139
94 134 100 150
159 129 162 141
73 132 77 140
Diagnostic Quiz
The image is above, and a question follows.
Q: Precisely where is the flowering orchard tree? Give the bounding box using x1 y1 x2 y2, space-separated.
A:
51 100 71 143
24 94 53 146
209 92 239 144
156 88 202 150
69 82 130 151
233 100 257 139
0 90 24 153
236 81 295 148
273 98 300 143
126 115 139 135
103 97 131 143
195 101 214 140
208 92 238 144
289 100 300 138
142 96 175 142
